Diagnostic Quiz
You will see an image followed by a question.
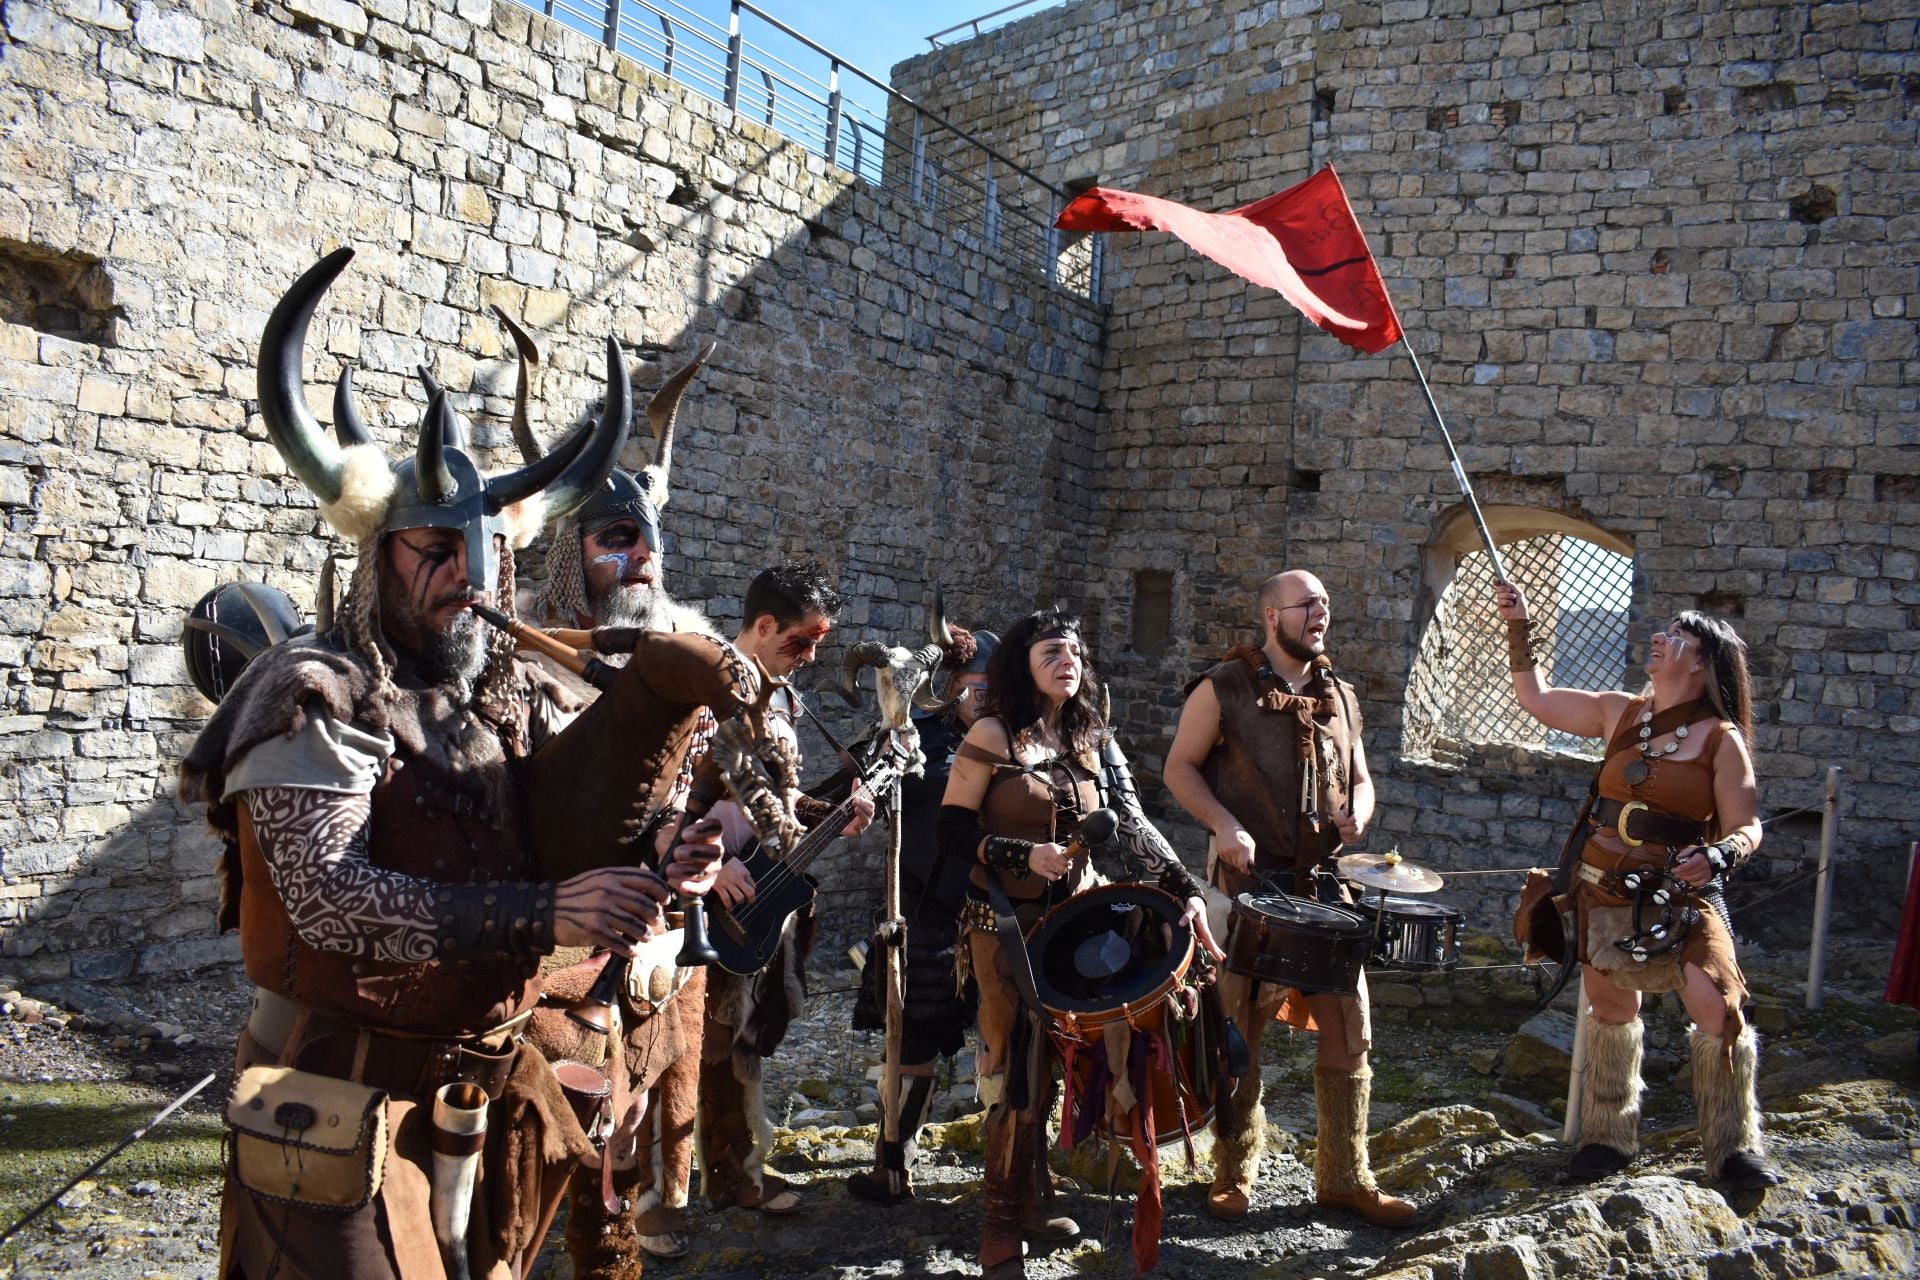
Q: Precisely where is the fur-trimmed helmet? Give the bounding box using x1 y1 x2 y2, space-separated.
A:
256 248 632 593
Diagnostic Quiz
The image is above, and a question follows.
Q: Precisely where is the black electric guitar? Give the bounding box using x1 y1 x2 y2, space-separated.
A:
709 752 907 976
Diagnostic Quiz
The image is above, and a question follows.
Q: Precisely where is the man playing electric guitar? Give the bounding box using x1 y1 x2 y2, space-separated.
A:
696 564 874 1215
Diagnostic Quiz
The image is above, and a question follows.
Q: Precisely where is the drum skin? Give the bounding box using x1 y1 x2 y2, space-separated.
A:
1223 892 1374 996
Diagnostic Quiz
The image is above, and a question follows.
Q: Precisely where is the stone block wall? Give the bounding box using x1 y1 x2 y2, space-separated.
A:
895 0 1920 938
0 0 1104 977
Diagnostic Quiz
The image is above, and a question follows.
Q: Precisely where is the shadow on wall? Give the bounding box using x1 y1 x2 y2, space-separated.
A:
0 0 1106 980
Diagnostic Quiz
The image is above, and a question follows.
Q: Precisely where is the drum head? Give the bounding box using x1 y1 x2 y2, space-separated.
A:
1238 892 1372 935
1379 896 1453 920
1029 884 1192 1015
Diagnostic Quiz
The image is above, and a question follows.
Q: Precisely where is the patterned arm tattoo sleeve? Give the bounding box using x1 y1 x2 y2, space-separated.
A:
1099 738 1205 899
248 786 441 964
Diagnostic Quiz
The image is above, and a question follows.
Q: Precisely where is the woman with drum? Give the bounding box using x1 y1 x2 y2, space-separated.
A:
938 607 1223 1279
1497 582 1779 1189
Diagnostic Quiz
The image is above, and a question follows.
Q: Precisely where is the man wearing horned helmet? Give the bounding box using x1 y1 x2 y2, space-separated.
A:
180 250 738 1280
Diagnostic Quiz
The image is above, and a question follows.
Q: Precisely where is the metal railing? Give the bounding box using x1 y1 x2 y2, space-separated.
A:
515 0 1100 297
925 0 1059 48
1403 534 1635 760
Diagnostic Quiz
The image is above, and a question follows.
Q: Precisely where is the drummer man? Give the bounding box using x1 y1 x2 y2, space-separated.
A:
1163 569 1416 1227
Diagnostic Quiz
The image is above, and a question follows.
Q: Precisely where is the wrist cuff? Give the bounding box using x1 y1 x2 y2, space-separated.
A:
434 880 557 966
982 835 1035 878
1506 618 1538 673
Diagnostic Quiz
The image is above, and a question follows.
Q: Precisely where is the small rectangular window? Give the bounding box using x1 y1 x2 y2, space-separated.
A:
1132 570 1173 657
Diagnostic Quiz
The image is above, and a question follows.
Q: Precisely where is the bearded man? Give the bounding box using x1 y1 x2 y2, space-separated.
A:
1164 569 1416 1229
180 250 732 1279
515 344 730 1277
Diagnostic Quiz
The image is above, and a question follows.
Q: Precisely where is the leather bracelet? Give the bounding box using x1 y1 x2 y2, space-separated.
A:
1506 618 1538 673
795 794 836 830
1157 861 1204 904
1703 833 1751 873
433 880 558 966
982 835 1035 878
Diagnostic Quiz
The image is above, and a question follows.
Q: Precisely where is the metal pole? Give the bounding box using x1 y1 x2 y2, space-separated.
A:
1562 1005 1589 1144
1805 765 1841 1010
602 0 621 51
983 156 999 247
824 62 843 169
659 13 675 78
1400 336 1507 582
723 4 743 112
910 115 926 206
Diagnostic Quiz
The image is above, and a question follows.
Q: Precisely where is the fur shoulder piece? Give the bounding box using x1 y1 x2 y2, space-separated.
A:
665 599 718 638
177 635 382 833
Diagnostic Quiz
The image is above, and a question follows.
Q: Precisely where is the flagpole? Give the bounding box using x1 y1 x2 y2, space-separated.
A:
1399 335 1509 584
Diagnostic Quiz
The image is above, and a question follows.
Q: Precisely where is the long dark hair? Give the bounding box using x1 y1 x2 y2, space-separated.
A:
982 607 1106 757
1672 610 1754 743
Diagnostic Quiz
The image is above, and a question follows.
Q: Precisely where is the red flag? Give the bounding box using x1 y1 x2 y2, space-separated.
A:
1055 165 1403 354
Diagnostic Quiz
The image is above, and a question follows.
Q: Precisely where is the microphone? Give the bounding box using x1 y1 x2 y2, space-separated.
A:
1060 807 1118 860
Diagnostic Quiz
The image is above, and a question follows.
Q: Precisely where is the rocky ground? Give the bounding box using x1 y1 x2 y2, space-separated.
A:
2 935 1916 1280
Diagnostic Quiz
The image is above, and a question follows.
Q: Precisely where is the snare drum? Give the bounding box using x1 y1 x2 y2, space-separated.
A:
1027 883 1213 1146
1223 892 1374 996
1369 895 1463 972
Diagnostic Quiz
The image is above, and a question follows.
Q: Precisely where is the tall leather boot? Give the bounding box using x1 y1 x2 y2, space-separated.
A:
1207 1067 1265 1221
566 1163 645 1280
1019 1101 1078 1243
1690 1026 1780 1189
1571 1014 1643 1182
1313 1066 1416 1228
847 1072 937 1204
979 1103 1028 1279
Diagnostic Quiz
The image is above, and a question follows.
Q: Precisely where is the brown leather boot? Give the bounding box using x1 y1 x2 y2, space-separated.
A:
566 1162 644 1280
1313 1066 1416 1228
978 1103 1028 1277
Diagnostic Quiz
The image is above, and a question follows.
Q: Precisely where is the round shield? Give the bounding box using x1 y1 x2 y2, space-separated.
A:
183 582 304 705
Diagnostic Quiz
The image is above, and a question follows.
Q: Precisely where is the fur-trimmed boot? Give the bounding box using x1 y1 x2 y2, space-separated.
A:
566 1163 645 1280
1314 1066 1416 1227
847 1072 937 1204
1690 1026 1780 1190
1207 1067 1266 1221
1570 1014 1643 1182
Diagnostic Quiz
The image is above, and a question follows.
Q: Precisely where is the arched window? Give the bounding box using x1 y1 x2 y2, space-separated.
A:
1403 507 1634 761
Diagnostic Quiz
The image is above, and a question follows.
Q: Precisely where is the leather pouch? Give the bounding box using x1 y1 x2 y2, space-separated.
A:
1513 868 1568 964
226 1064 389 1211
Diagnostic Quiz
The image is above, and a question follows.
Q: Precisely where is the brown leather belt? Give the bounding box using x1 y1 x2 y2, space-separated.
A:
1591 797 1705 849
246 987 529 1102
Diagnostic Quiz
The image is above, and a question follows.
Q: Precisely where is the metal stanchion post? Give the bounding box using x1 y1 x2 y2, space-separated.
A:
1805 765 1841 1011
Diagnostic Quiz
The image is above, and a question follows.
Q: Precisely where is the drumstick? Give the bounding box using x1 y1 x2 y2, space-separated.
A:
1060 808 1117 859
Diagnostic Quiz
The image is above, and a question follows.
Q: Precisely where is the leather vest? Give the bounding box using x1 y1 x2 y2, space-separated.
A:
235 703 542 1038
1198 657 1362 877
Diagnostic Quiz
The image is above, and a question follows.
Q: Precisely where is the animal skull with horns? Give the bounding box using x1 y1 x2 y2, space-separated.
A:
836 590 959 757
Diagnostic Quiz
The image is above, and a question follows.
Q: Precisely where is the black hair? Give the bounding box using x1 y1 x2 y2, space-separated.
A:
743 562 843 630
982 606 1106 757
1671 610 1754 744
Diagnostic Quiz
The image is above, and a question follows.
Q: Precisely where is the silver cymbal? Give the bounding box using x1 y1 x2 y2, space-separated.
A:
1337 852 1444 894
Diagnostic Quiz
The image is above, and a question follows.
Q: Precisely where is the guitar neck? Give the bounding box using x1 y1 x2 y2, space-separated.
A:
781 764 898 874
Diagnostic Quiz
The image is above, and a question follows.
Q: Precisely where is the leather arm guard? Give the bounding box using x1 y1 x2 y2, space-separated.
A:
431 881 558 967
1506 618 1539 673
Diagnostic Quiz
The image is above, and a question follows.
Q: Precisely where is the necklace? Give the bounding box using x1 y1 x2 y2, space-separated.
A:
1623 706 1691 787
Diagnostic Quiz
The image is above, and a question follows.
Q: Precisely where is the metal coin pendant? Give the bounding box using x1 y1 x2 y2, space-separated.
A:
1623 760 1651 786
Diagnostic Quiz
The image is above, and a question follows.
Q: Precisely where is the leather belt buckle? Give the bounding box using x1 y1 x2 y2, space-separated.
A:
1615 800 1647 848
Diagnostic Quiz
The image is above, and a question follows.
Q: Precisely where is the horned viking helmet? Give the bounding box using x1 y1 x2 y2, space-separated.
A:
257 247 631 594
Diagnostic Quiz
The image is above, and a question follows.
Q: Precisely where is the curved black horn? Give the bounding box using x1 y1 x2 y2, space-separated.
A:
233 583 291 647
332 365 375 447
928 583 954 649
491 305 544 465
489 337 630 519
257 248 353 504
416 364 465 449
647 341 716 480
183 616 263 661
415 390 456 504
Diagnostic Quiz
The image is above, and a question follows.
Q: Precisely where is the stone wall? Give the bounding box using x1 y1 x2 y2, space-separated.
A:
0 0 1105 978
895 0 1920 939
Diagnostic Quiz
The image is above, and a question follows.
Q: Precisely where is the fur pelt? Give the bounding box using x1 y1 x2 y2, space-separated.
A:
316 443 397 544
1313 1065 1379 1197
1212 1064 1266 1194
179 634 581 931
1690 1026 1765 1177
1578 1014 1645 1156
